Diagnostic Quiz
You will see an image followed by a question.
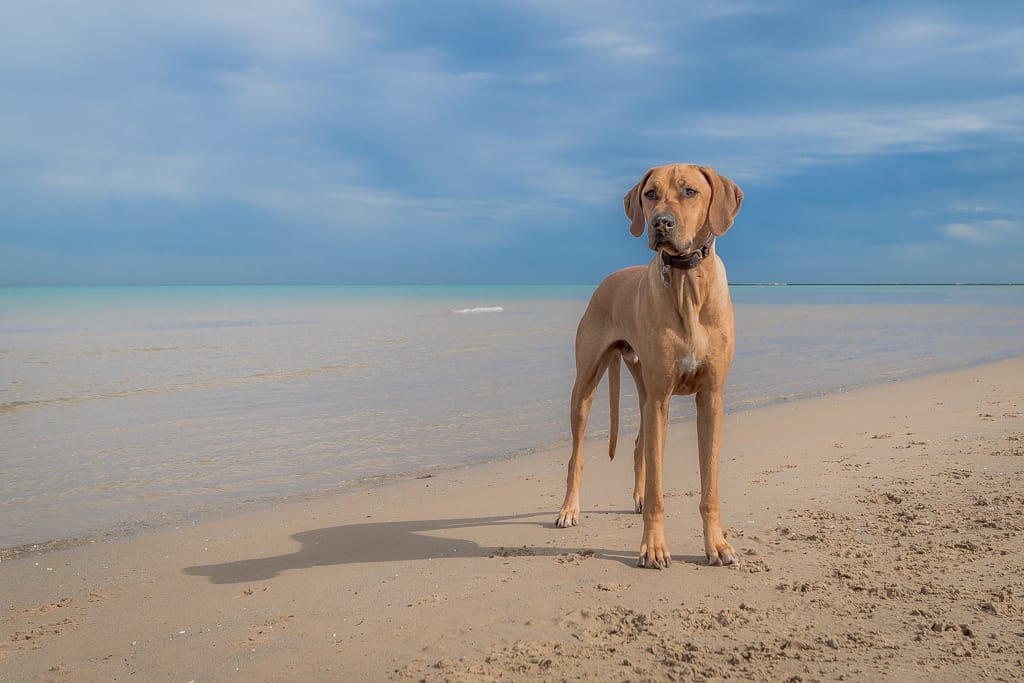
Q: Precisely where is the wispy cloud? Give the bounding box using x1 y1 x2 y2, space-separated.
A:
36 153 205 200
851 12 1024 67
172 1 363 62
562 29 659 59
763 6 1024 80
658 96 1024 182
940 220 1020 244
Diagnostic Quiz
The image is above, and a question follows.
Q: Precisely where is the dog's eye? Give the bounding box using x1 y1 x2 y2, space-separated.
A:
682 188 698 198
643 190 657 200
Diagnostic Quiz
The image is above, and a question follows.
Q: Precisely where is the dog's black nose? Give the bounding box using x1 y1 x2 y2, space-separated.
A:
651 213 675 231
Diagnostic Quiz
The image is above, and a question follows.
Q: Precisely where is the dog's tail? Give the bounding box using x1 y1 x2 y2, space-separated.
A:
608 350 620 460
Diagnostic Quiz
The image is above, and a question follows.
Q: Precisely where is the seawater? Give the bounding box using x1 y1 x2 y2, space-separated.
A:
2 284 1023 549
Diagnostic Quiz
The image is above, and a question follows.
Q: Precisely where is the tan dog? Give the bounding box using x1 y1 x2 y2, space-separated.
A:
555 164 743 569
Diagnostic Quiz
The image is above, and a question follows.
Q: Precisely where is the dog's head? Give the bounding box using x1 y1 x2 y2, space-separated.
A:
623 164 743 255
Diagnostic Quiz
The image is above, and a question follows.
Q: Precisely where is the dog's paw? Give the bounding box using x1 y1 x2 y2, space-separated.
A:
555 507 579 528
638 532 672 569
706 540 738 567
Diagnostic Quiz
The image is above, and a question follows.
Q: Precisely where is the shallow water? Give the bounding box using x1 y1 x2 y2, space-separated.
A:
2 284 1023 548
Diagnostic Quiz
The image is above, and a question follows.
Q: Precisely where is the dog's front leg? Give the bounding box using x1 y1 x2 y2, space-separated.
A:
638 394 671 568
696 388 738 566
557 377 597 528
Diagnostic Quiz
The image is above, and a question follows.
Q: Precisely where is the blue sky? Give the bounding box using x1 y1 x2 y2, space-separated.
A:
2 1 1022 284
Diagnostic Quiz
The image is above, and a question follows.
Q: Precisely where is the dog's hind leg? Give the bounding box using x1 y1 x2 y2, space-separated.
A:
622 351 646 513
632 429 645 513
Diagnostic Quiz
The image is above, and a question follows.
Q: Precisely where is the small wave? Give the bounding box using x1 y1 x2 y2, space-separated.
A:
0 398 79 414
244 363 376 383
451 306 504 314
0 363 377 415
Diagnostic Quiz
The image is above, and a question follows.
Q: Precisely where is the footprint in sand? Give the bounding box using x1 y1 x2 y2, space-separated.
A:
556 551 595 565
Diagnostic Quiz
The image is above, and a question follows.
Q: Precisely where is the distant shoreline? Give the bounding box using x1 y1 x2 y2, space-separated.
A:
2 282 1023 289
731 282 1024 286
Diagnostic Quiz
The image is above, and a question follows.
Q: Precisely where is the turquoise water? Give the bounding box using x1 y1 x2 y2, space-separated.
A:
2 284 1023 549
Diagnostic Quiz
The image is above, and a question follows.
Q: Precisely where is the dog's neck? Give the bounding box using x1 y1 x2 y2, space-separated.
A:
646 245 715 349
656 233 716 291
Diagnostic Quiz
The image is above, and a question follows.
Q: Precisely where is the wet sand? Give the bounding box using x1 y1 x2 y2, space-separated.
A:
2 358 1022 681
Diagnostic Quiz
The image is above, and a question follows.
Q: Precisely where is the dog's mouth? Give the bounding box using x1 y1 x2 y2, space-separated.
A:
651 234 673 251
652 237 692 256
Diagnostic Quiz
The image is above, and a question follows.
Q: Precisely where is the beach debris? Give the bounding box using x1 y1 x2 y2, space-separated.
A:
596 583 630 592
409 594 447 607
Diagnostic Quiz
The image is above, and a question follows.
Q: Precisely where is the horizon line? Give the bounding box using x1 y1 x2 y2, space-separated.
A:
2 282 1023 288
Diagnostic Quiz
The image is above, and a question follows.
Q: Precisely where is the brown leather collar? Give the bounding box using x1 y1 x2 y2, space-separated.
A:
660 235 715 270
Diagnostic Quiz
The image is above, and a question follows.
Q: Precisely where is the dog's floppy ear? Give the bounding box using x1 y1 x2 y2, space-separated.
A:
623 169 654 237
699 167 743 236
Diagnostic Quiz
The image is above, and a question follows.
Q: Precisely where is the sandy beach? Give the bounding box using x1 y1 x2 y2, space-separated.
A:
2 357 1022 681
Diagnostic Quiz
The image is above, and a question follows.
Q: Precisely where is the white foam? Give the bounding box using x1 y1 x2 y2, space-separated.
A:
451 306 504 314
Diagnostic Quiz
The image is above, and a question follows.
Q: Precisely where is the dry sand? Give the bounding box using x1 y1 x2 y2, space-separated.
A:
2 358 1023 682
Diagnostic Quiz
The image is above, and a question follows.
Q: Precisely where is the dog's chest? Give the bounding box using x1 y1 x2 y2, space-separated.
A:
673 352 703 395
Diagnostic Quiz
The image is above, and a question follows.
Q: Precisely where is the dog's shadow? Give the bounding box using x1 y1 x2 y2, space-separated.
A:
182 512 670 584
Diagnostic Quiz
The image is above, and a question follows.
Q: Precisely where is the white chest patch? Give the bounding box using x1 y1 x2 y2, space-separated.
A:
678 353 701 375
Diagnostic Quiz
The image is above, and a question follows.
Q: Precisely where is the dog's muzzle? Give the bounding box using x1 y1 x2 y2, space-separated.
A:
650 212 678 248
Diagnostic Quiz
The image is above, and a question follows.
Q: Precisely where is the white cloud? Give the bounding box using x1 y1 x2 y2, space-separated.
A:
651 96 1024 182
939 220 1019 244
701 100 1016 153
562 29 660 59
778 8 1024 77
862 14 1024 62
173 1 363 62
867 18 961 53
516 0 787 25
526 0 792 65
946 203 1001 214
36 153 206 200
207 68 312 114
